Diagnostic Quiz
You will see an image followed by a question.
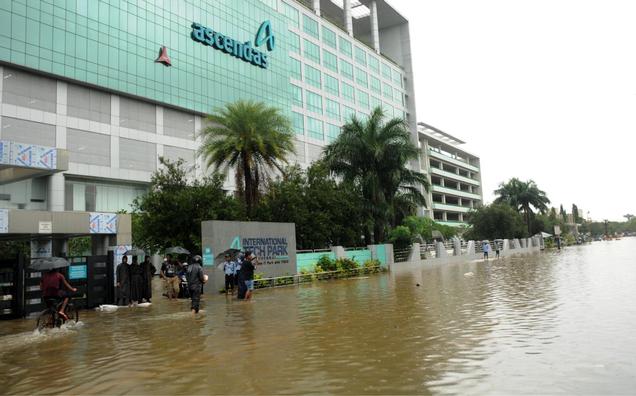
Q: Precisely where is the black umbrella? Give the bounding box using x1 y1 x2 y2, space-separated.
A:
124 248 146 256
30 257 70 271
214 248 242 267
165 246 190 255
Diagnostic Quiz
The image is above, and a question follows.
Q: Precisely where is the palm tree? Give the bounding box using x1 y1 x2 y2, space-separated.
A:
199 100 294 217
323 107 429 243
494 178 550 234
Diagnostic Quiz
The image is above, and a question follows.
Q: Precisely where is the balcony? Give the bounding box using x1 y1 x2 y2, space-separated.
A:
430 167 480 186
428 149 479 173
436 220 468 228
432 185 482 200
432 203 472 213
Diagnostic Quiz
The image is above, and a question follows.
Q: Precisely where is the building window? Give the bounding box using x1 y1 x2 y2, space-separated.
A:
67 84 111 124
322 26 337 49
382 63 392 80
65 179 147 213
0 117 56 147
369 56 380 74
1 67 57 113
291 84 303 108
119 138 156 172
67 128 111 166
303 39 320 63
355 67 368 87
323 49 338 72
306 116 323 141
393 69 403 87
289 31 300 54
357 90 369 109
306 91 323 115
291 111 304 135
370 96 382 111
163 146 195 170
370 76 381 94
324 74 339 96
340 59 353 80
342 82 355 103
355 46 367 66
325 98 340 120
290 58 302 80
303 15 319 39
339 36 352 57
382 82 392 99
304 64 322 89
343 105 356 121
282 1 299 28
326 123 341 142
119 97 156 133
164 108 195 140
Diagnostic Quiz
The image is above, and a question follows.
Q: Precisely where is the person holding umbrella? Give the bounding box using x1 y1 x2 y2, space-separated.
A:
240 251 258 300
141 256 156 303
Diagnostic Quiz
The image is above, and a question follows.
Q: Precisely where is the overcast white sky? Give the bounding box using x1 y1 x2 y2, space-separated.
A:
389 0 636 221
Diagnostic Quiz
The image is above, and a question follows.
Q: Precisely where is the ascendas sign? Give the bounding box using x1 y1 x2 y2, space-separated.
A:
191 21 275 69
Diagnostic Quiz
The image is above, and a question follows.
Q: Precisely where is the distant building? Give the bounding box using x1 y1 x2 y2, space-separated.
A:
417 122 483 227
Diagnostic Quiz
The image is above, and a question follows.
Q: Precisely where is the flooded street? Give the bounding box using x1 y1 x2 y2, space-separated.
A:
2 239 636 394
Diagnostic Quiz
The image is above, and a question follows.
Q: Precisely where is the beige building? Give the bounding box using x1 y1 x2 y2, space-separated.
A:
417 122 483 227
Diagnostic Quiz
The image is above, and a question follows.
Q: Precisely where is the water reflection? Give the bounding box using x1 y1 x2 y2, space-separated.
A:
1 240 636 394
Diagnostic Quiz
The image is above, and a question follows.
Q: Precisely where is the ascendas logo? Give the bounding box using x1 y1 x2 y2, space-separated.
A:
191 21 275 69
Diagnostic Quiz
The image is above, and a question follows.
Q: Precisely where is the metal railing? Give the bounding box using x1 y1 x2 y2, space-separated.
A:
253 266 384 289
393 247 411 263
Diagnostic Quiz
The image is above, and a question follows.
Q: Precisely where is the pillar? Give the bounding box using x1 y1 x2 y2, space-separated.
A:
370 0 380 53
407 242 420 262
47 173 65 212
344 0 353 36
313 0 321 16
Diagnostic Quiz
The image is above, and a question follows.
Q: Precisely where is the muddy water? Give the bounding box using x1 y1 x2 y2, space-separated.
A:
1 239 636 394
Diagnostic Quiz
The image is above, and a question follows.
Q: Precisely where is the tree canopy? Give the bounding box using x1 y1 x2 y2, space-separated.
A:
494 178 550 234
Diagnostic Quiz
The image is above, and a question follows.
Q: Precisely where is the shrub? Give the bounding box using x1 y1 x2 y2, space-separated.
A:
389 225 413 250
335 257 358 271
317 255 337 271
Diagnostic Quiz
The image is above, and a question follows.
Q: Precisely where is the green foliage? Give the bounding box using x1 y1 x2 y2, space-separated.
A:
323 107 429 243
402 215 457 241
68 237 91 257
199 100 295 217
316 255 337 272
335 257 358 271
131 158 243 254
0 241 29 259
464 203 527 240
494 178 550 234
256 162 367 249
388 225 413 250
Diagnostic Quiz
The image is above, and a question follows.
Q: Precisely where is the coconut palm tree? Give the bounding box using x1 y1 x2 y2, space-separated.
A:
494 178 550 234
323 107 429 243
199 100 294 217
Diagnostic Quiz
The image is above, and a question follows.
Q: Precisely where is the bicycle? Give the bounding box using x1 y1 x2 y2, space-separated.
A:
36 297 79 331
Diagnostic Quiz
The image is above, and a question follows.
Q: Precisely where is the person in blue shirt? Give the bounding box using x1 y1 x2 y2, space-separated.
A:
223 254 236 294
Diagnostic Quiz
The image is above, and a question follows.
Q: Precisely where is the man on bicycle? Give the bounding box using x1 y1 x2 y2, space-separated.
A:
40 268 77 319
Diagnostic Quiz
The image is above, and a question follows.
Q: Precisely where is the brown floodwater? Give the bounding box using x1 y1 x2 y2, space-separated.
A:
1 239 636 394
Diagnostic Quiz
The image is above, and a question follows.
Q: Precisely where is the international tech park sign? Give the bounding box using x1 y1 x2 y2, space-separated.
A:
201 220 296 292
191 20 275 69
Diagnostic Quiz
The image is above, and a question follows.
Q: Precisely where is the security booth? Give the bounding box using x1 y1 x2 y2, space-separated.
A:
0 210 131 319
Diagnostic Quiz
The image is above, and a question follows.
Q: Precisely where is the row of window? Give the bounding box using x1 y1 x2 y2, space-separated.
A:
290 112 341 143
1 67 196 139
281 1 404 87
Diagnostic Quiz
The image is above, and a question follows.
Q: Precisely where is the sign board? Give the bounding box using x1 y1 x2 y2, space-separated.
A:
31 239 52 259
89 213 118 234
202 246 213 267
68 265 88 280
201 220 296 292
0 209 8 233
5 141 57 169
38 221 52 234
554 225 561 236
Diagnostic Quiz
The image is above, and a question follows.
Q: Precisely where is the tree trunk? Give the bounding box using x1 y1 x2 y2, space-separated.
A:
373 220 384 244
242 154 253 217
